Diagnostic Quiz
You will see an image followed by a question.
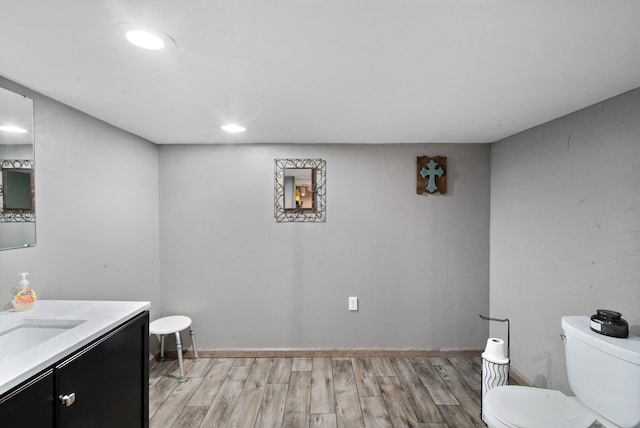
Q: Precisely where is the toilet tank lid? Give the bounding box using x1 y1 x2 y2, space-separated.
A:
562 316 640 365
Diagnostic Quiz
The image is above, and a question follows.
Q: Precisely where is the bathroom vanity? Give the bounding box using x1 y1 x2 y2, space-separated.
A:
0 300 150 428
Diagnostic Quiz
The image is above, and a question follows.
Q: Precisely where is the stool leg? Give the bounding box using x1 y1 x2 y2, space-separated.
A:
175 332 185 382
159 335 166 362
189 328 200 361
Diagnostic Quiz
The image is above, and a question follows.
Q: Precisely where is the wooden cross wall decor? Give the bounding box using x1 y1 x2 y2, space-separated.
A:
417 156 447 195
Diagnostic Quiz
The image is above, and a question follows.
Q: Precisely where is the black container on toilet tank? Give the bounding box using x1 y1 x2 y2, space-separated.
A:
590 309 629 338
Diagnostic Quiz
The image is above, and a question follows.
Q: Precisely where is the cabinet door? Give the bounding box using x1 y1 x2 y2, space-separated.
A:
56 312 149 428
0 369 54 427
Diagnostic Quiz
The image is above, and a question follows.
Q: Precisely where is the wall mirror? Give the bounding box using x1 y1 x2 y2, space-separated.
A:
0 86 35 250
274 159 326 222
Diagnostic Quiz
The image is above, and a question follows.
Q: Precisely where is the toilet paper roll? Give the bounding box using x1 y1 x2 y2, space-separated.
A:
482 337 508 364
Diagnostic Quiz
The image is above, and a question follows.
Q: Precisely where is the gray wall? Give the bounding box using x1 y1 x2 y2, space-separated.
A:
490 88 640 392
0 76 160 315
0 75 491 352
159 143 490 349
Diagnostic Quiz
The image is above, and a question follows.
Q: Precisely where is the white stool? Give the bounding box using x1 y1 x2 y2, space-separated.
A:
149 315 200 382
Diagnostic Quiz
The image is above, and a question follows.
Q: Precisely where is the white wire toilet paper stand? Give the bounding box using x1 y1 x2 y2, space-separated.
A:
479 314 511 424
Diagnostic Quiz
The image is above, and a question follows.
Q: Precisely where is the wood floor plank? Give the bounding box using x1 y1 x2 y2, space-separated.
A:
282 370 312 428
227 358 274 428
254 384 289 428
149 375 180 418
410 357 459 406
234 357 256 367
187 358 235 406
333 358 366 428
149 360 173 387
171 406 209 428
310 357 335 414
292 357 313 371
390 357 443 424
378 375 421 428
186 357 216 378
199 365 251 427
310 413 338 428
437 405 478 428
370 357 395 376
352 358 381 397
427 357 450 366
447 357 481 391
149 377 202 428
269 357 294 384
433 365 484 427
360 396 393 428
468 357 483 373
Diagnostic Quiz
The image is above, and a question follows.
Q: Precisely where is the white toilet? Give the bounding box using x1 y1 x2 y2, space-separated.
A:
484 315 640 428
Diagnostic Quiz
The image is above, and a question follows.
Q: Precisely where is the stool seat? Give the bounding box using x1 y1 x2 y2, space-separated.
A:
150 315 192 335
150 315 200 382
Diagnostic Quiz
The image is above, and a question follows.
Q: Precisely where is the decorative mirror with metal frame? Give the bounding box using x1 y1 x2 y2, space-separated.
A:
1 160 35 218
274 159 326 223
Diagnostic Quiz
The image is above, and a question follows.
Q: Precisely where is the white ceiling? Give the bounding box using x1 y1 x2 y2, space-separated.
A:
1 1 640 145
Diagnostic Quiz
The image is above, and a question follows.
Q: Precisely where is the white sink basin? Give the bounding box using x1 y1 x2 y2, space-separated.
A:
0 319 86 362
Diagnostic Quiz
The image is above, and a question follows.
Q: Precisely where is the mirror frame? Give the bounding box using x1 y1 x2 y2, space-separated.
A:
274 159 326 223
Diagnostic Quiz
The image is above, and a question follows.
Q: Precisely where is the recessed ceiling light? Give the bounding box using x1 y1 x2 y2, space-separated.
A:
221 124 246 133
125 30 165 50
113 22 176 51
0 125 27 133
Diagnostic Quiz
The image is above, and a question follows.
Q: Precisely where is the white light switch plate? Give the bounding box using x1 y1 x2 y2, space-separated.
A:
349 296 358 311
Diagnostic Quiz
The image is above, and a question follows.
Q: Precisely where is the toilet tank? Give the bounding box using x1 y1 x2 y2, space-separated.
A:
562 316 640 428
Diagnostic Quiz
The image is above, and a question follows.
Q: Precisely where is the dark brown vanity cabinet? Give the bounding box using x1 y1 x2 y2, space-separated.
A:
0 311 149 428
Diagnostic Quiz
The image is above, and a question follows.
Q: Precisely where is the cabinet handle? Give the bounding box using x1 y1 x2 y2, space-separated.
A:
60 392 76 407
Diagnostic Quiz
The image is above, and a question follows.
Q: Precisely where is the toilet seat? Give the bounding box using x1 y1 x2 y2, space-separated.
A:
484 386 598 428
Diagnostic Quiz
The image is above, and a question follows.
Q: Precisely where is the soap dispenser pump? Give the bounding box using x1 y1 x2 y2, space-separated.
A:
12 272 37 312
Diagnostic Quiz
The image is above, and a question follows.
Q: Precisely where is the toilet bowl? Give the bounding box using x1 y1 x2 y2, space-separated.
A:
484 385 615 428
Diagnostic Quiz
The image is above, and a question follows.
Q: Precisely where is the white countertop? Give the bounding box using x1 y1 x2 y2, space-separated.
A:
0 300 150 395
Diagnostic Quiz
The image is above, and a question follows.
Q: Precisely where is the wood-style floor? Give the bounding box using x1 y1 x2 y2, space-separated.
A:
149 353 497 428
